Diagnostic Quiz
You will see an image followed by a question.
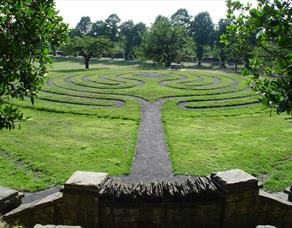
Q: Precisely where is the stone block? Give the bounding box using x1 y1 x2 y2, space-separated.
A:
211 169 258 193
165 208 181 222
64 171 108 192
0 187 18 202
113 208 125 216
224 189 258 201
224 199 259 217
0 186 23 215
80 195 99 209
103 207 111 215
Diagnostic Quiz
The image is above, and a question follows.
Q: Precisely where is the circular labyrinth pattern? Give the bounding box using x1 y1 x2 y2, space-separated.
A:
39 73 146 109
38 71 260 111
159 73 260 110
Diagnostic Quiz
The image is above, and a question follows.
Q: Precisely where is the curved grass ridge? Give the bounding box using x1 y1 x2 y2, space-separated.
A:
37 69 260 113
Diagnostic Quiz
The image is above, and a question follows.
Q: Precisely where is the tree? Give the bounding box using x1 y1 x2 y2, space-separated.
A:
190 12 214 65
141 16 189 67
104 14 121 42
75 16 92 35
171 8 191 28
0 0 67 130
222 0 292 114
120 21 146 60
89 20 107 37
131 23 147 59
64 36 113 69
220 1 256 72
177 36 196 62
215 19 230 68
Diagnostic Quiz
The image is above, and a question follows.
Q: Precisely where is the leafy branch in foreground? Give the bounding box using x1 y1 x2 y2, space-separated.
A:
0 0 68 129
222 0 292 114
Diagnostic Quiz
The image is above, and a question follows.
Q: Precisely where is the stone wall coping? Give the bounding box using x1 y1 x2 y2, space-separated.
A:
3 192 63 218
259 190 292 207
35 192 63 206
64 171 108 192
0 187 19 203
210 169 258 192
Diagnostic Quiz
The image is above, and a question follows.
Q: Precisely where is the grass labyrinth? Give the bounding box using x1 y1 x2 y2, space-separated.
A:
0 60 291 192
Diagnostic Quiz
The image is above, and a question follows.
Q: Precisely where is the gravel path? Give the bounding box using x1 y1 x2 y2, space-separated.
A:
129 99 172 181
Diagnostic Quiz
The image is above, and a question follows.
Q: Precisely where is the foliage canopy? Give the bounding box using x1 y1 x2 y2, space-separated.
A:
222 0 292 114
0 0 67 129
64 36 113 69
141 16 189 67
189 12 214 65
120 21 146 60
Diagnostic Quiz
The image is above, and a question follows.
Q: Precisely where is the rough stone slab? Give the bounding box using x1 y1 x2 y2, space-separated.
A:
64 171 108 192
272 192 289 202
0 186 18 203
99 176 219 201
23 186 63 204
0 187 23 215
256 226 276 228
4 192 63 218
259 190 292 207
211 169 258 192
35 192 63 206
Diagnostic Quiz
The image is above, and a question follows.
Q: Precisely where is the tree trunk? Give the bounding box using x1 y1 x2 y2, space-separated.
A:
165 57 171 67
244 54 251 70
234 59 239 72
124 48 130 60
196 45 204 66
220 50 226 69
52 47 56 56
84 57 90 69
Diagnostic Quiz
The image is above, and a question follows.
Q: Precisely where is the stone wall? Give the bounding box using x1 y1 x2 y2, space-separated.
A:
0 187 23 215
2 169 292 228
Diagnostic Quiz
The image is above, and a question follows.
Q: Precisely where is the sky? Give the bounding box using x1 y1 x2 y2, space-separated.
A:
55 0 256 28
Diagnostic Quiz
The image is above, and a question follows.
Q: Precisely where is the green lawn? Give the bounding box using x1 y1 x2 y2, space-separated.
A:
163 106 292 191
0 108 137 191
0 57 291 192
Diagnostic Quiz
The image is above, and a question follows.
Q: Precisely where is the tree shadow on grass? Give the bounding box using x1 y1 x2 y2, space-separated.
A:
49 68 108 73
51 56 167 71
